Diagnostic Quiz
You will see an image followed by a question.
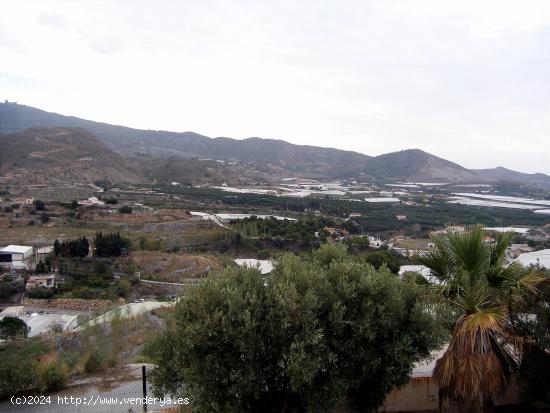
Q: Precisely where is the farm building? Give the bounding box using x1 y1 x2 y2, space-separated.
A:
234 259 274 275
36 246 54 261
0 245 33 262
78 196 105 206
26 274 56 289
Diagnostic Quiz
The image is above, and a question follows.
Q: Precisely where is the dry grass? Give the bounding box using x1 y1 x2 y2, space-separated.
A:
131 251 221 282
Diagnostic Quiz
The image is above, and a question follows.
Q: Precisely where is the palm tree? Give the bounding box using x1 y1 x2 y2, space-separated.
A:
415 225 545 412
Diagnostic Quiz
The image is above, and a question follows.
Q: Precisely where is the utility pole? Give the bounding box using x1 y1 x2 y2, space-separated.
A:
142 365 148 412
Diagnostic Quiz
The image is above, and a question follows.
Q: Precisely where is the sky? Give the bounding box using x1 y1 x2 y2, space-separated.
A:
1 0 549 174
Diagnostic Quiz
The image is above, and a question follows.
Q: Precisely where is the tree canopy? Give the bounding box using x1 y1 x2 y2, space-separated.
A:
0 316 30 339
94 232 131 257
146 244 444 413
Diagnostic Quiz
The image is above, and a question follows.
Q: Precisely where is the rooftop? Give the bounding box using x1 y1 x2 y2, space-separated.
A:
234 259 274 274
0 245 33 254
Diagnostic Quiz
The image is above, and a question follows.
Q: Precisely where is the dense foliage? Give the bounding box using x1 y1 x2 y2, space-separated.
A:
146 244 444 413
94 231 131 257
233 216 332 241
53 237 90 258
362 249 402 274
33 199 46 211
0 316 30 339
156 185 550 234
0 279 25 298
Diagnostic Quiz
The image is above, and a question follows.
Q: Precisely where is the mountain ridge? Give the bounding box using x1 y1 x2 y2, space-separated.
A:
1 102 548 185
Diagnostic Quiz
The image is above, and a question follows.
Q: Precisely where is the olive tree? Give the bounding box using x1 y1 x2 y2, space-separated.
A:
0 316 30 339
147 245 444 412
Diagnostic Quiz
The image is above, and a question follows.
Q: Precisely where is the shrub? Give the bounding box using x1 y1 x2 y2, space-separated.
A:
0 359 40 396
0 316 30 339
26 287 55 299
0 280 25 298
34 199 46 210
118 205 133 214
38 361 68 392
84 350 105 373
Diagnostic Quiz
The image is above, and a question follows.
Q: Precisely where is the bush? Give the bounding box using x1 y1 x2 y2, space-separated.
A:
0 316 30 339
0 280 25 298
34 199 46 210
26 287 55 299
0 338 47 396
0 359 40 396
40 213 50 223
84 350 105 373
118 205 133 214
38 361 68 392
116 279 132 298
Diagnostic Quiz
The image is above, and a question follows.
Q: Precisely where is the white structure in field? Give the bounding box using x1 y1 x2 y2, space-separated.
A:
26 274 56 289
515 249 550 269
234 259 274 275
368 236 384 248
78 196 105 206
36 246 53 261
0 245 33 261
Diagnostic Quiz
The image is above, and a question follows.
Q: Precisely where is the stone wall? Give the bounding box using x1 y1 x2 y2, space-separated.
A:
23 298 111 311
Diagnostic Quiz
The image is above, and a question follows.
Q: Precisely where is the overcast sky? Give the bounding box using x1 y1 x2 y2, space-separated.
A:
1 1 549 174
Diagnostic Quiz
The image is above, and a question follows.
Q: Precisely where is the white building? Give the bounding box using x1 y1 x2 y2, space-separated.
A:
515 249 550 269
0 245 33 261
368 236 384 248
78 197 105 206
26 274 56 289
36 246 53 261
234 259 274 275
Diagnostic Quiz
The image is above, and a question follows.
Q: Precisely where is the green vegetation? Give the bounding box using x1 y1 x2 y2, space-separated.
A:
156 184 550 234
0 278 25 298
146 244 445 412
38 361 68 392
0 337 49 396
33 199 46 211
362 249 402 274
0 316 30 339
415 226 547 412
53 237 90 258
118 205 132 214
232 215 333 241
94 179 112 191
94 231 131 257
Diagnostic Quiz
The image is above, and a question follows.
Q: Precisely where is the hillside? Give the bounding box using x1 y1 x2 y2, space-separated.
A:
0 103 370 178
473 166 550 185
363 149 478 182
1 102 549 185
0 127 143 185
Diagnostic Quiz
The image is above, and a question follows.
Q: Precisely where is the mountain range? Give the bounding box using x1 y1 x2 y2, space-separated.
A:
1 102 549 186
